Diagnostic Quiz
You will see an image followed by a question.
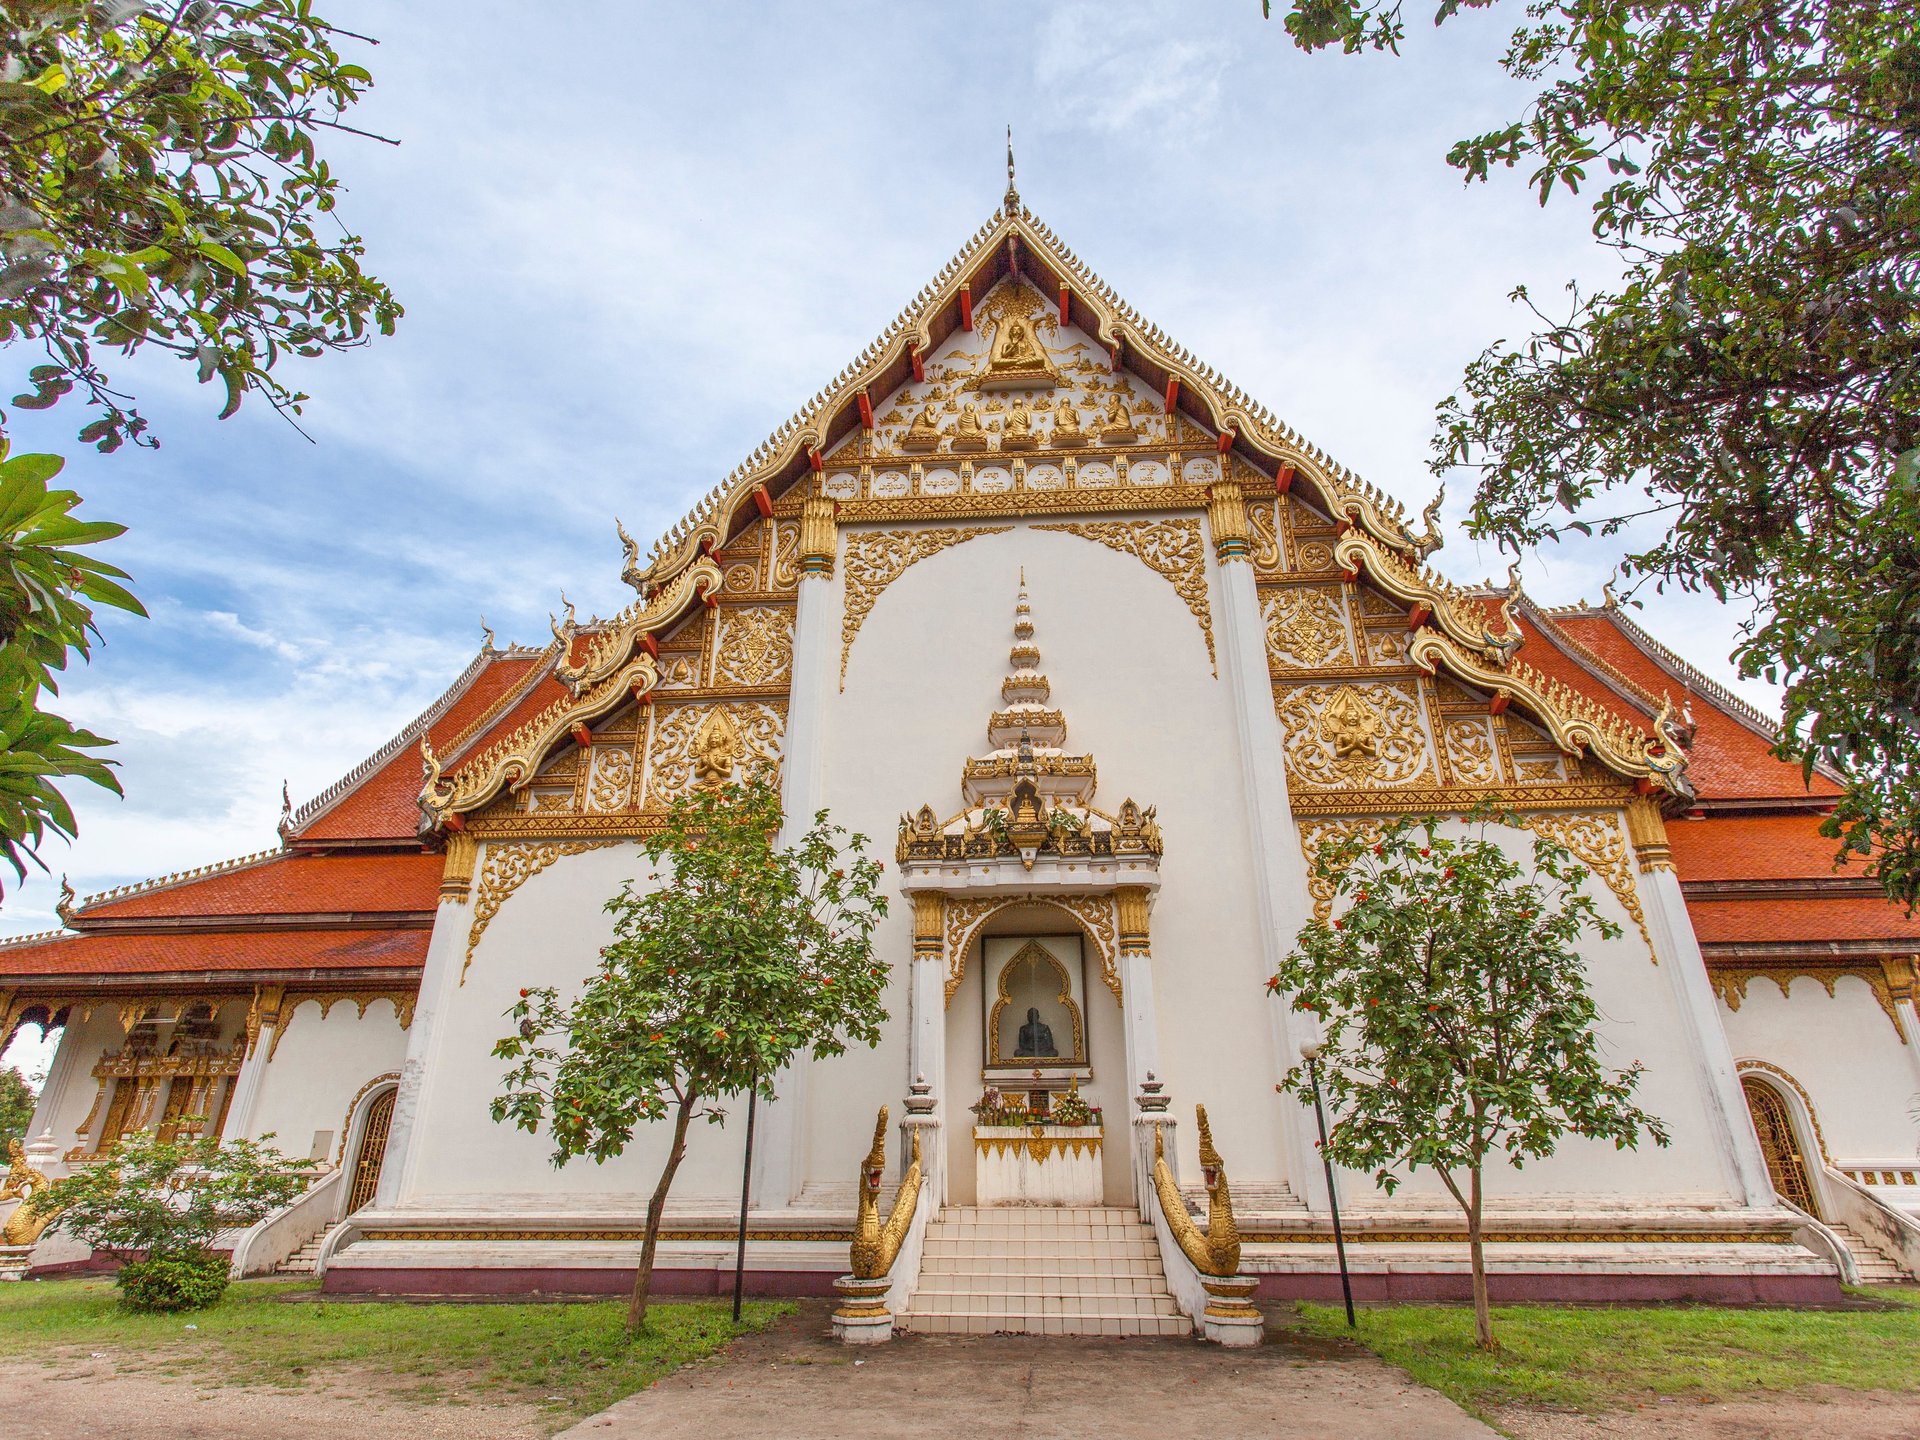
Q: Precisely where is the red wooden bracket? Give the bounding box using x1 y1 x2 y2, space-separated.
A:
910 345 925 383
570 723 593 749
807 447 824 472
1058 284 1071 325
1275 464 1295 495
697 535 714 557
1406 602 1432 630
640 632 659 659
1163 377 1180 413
1109 342 1122 373
698 581 719 609
444 812 466 833
857 390 874 430
752 483 773 519
1341 563 1361 583
1634 776 1658 795
960 285 973 331
1217 429 1235 454
1488 692 1511 716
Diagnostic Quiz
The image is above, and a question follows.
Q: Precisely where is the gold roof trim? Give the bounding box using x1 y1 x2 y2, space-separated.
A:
623 201 1447 598
1405 629 1693 798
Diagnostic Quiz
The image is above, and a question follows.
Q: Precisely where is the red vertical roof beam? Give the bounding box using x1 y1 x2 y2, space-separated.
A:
960 285 973 331
857 390 874 430
1275 464 1295 494
1164 377 1180 413
910 345 925 383
1058 284 1071 325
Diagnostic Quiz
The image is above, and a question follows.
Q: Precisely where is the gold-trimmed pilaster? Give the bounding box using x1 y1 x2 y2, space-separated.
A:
1207 478 1249 563
439 830 478 902
912 891 945 962
1624 795 1672 873
799 494 837 576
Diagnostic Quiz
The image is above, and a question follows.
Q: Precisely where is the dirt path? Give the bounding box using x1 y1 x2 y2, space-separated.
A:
0 1353 551 1440
1498 1389 1920 1440
555 1304 1498 1440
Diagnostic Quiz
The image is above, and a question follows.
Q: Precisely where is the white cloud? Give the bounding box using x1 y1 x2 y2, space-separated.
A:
1035 3 1233 136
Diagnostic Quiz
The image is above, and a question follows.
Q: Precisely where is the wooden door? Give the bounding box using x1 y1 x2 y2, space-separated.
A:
346 1088 396 1214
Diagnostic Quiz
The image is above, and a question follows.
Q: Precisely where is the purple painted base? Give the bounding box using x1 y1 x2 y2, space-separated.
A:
1256 1270 1844 1305
322 1266 844 1299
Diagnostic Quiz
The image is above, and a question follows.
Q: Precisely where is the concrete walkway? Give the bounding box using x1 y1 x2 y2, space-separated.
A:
557 1303 1498 1440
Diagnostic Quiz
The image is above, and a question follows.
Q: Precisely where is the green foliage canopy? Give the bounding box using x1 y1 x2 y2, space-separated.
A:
0 1064 34 1148
1 0 401 447
0 443 142 889
1271 0 1920 906
1271 814 1667 1346
29 1125 305 1259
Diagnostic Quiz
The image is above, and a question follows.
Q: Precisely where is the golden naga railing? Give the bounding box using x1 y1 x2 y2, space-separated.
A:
1152 1104 1240 1277
1 1139 62 1249
848 1106 923 1281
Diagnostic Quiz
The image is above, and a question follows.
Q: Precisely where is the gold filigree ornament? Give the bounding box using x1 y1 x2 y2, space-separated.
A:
1033 519 1215 671
714 606 794 688
1277 683 1430 789
1296 817 1391 923
839 526 1012 688
645 702 783 806
1442 717 1500 786
1263 587 1350 668
1514 810 1653 962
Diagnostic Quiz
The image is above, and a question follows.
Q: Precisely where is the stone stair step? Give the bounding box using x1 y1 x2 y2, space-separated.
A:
901 1313 1192 1337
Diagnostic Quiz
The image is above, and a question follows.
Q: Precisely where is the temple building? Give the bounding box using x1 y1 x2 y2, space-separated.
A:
5 181 1919 1325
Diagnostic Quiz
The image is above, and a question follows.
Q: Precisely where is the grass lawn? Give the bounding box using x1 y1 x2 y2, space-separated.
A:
0 1277 790 1423
1296 1288 1920 1418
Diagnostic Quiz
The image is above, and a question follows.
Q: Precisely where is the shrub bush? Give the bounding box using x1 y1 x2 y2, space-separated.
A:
116 1251 232 1312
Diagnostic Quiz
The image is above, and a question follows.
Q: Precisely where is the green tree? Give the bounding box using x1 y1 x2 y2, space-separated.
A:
0 443 142 888
494 773 891 1334
0 0 400 888
0 1063 35 1148
28 1125 305 1309
1268 0 1920 906
1270 814 1668 1349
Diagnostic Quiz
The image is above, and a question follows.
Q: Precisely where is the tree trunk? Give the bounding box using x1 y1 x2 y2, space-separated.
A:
628 1097 696 1335
1468 1165 1494 1351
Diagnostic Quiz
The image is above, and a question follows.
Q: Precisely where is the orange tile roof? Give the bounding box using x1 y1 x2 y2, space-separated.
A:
79 851 442 921
1546 610 1838 801
1668 815 1863 883
296 654 547 843
0 926 429 979
1688 896 1920 948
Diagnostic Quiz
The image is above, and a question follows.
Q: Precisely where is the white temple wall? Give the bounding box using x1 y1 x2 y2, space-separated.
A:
1321 817 1747 1209
818 522 1288 1193
26 1009 125 1151
1721 980 1920 1165
402 841 752 1207
246 1001 410 1162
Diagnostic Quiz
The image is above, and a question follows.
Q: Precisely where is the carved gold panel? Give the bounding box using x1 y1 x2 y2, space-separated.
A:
644 701 785 808
1276 682 1433 789
1263 586 1352 669
713 606 795 688
585 744 635 813
1442 717 1501 787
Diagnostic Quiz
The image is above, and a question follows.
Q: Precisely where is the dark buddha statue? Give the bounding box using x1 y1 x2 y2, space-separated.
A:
1015 1005 1057 1058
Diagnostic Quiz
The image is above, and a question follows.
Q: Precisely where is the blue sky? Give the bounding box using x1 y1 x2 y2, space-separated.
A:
2 1 1769 1063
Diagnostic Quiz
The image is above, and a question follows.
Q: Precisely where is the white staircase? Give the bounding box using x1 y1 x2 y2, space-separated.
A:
1828 1222 1912 1285
901 1206 1190 1336
275 1222 342 1276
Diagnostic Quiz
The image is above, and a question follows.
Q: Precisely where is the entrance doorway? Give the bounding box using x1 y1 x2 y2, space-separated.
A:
1740 1074 1819 1217
346 1087 395 1214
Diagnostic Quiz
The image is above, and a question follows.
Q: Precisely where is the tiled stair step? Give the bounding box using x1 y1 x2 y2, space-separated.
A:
912 1290 1184 1314
907 1312 1191 1337
1827 1223 1913 1282
915 1276 1173 1297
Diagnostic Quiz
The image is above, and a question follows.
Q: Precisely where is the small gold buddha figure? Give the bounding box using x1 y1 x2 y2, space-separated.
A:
993 315 1046 370
901 403 944 452
1049 396 1087 448
950 400 990 452
1100 392 1137 442
1001 396 1037 450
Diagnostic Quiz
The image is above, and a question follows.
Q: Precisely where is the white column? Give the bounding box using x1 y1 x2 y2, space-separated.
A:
374 837 477 1210
1629 809 1771 1206
1114 886 1161 1104
223 1031 277 1141
22 1014 88 1149
755 503 839 1208
1206 483 1327 1206
905 892 948 1204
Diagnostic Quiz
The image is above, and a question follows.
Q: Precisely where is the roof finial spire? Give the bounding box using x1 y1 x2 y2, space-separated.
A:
1004 125 1019 214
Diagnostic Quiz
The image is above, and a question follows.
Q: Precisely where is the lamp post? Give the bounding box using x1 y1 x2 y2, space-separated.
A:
731 1065 759 1325
1299 1040 1356 1328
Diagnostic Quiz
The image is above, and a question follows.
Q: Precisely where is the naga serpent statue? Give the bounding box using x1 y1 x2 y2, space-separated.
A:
1153 1104 1241 1277
1 1139 61 1248
848 1106 923 1281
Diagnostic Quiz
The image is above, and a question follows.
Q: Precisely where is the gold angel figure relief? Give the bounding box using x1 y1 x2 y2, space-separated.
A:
1320 685 1385 766
691 707 745 786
